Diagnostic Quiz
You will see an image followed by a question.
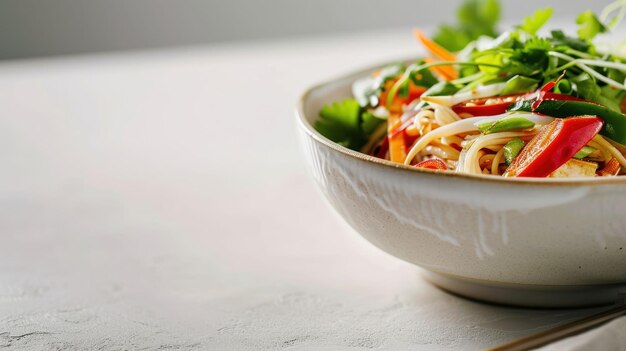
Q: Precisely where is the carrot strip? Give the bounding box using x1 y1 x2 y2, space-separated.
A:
414 29 457 62
424 58 458 81
388 113 407 163
415 29 458 80
599 158 621 176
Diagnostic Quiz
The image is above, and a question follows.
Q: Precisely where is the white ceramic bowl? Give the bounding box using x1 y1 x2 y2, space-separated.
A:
296 63 626 308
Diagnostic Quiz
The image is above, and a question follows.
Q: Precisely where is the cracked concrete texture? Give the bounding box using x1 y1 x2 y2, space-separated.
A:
0 31 607 350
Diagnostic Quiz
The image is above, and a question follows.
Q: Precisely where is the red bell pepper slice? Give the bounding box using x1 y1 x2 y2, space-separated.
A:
452 94 527 116
380 79 426 114
415 158 447 170
453 74 584 117
452 92 584 117
503 116 604 177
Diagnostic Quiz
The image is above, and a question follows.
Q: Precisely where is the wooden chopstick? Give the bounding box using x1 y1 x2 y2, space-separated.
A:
486 303 626 351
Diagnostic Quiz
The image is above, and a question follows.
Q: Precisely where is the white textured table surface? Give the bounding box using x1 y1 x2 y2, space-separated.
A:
0 30 607 350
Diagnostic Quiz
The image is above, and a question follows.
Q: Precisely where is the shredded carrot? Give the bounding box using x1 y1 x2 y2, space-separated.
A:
387 122 406 163
415 29 458 80
599 158 621 176
424 58 458 81
380 81 403 114
387 111 407 163
414 29 457 62
380 76 425 163
380 79 427 113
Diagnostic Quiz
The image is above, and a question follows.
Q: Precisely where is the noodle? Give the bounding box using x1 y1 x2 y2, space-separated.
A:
434 105 460 124
491 147 506 175
404 113 552 169
462 131 537 174
456 148 468 173
423 145 451 160
432 140 461 159
414 109 437 136
404 116 495 165
586 140 610 161
593 135 626 168
441 135 464 147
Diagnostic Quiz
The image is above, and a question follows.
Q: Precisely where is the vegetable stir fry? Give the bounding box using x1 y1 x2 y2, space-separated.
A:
315 0 626 178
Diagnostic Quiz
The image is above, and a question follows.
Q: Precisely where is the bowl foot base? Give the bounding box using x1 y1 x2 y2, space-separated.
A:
423 271 626 308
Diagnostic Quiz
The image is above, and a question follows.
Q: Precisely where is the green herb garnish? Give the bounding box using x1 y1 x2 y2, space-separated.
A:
314 99 384 150
433 0 501 52
519 7 553 35
577 11 607 40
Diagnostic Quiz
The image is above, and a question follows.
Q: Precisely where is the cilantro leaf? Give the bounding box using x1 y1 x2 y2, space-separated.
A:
458 0 500 29
433 0 501 52
572 73 626 112
410 63 439 88
432 25 472 53
508 47 549 75
608 66 626 86
315 99 383 150
361 111 383 135
316 99 361 147
519 7 553 35
597 86 626 113
576 11 607 40
524 37 552 51
549 30 589 52
572 73 600 100
475 52 505 74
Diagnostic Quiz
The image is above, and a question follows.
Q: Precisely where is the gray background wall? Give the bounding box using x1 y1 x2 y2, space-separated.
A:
0 0 607 60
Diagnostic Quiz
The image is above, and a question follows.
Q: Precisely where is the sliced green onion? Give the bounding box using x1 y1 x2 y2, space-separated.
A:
422 82 461 97
554 79 573 95
573 145 597 159
421 82 507 107
450 72 484 85
503 138 525 165
477 117 536 134
501 75 539 95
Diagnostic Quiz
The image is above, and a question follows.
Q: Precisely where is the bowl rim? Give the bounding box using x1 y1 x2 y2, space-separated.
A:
296 59 626 187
